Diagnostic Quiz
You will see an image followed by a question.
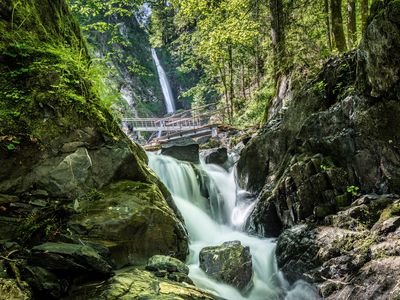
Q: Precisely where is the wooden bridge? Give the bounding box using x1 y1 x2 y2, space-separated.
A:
122 104 229 145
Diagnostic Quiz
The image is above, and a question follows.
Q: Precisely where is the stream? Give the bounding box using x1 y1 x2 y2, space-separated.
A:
148 152 318 300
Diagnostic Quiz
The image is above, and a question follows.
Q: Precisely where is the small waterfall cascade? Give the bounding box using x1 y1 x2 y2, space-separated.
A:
151 48 176 114
148 153 318 300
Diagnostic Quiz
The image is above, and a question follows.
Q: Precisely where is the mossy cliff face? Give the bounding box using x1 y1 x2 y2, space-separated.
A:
0 1 190 299
238 1 400 297
238 0 400 236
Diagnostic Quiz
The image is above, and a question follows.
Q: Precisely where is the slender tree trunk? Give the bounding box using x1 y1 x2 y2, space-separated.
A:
361 0 369 31
347 0 357 48
228 44 234 117
330 0 347 52
218 66 231 123
324 0 332 50
241 63 247 100
269 0 285 84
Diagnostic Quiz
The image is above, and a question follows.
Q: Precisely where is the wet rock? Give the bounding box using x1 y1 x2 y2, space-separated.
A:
0 278 32 300
68 181 188 268
66 267 219 300
161 138 200 163
30 242 112 275
146 255 192 284
146 255 189 274
199 241 253 292
21 266 65 299
203 148 228 166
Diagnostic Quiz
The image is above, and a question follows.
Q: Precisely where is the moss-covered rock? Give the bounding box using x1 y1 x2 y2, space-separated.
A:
68 181 188 268
65 267 219 300
199 241 253 292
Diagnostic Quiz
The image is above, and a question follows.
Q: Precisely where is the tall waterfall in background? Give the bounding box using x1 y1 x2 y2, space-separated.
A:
148 153 318 300
151 48 176 114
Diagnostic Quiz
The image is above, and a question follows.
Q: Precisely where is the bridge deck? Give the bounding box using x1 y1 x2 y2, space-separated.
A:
122 104 229 144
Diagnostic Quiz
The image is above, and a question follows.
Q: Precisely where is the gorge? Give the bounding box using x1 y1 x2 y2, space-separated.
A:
0 0 400 299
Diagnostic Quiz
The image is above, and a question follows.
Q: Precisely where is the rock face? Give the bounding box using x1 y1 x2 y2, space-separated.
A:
276 195 400 299
199 241 253 292
161 138 200 163
66 267 219 300
68 181 188 268
237 0 400 237
237 1 400 299
203 147 228 166
0 1 188 299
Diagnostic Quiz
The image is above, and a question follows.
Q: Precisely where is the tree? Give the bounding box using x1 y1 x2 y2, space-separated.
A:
269 0 285 83
330 0 347 52
347 0 357 48
361 0 369 31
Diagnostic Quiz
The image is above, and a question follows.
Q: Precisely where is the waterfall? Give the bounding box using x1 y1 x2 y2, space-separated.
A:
151 48 176 114
148 153 318 300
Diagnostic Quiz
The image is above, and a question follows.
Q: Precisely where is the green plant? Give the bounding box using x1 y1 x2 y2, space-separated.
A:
347 185 360 197
320 164 332 171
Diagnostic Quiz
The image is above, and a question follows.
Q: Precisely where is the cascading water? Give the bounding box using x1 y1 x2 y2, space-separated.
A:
148 152 318 300
151 48 176 114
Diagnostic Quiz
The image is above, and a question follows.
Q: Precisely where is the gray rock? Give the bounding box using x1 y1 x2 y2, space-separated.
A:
199 241 253 292
204 148 228 166
372 216 400 235
161 138 200 163
30 242 112 275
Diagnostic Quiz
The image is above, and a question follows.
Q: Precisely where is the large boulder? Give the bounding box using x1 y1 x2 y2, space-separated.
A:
199 241 253 292
65 267 219 300
68 181 188 268
161 138 200 163
203 148 228 166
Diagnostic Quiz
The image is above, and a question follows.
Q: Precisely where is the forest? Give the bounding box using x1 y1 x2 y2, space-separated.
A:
0 0 399 299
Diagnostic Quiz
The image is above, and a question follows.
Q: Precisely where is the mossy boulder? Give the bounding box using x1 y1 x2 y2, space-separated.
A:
66 267 219 300
199 241 253 292
68 181 188 268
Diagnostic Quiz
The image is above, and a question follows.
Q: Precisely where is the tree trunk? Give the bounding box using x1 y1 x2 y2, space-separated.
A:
269 0 285 84
324 0 332 50
228 45 234 117
330 0 347 52
241 63 247 100
361 0 369 31
347 0 357 48
218 66 231 124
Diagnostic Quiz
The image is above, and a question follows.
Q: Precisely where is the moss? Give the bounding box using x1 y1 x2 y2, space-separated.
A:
0 0 123 148
378 201 400 223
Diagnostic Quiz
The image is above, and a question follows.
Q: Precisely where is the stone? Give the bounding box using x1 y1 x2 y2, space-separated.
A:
30 242 112 275
65 267 219 300
161 138 200 163
68 181 188 268
199 241 253 292
21 266 64 299
371 216 400 235
146 255 189 275
203 147 228 166
146 255 192 285
0 278 32 300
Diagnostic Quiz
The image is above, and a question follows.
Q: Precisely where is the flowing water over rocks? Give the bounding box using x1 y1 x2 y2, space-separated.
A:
148 152 318 299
